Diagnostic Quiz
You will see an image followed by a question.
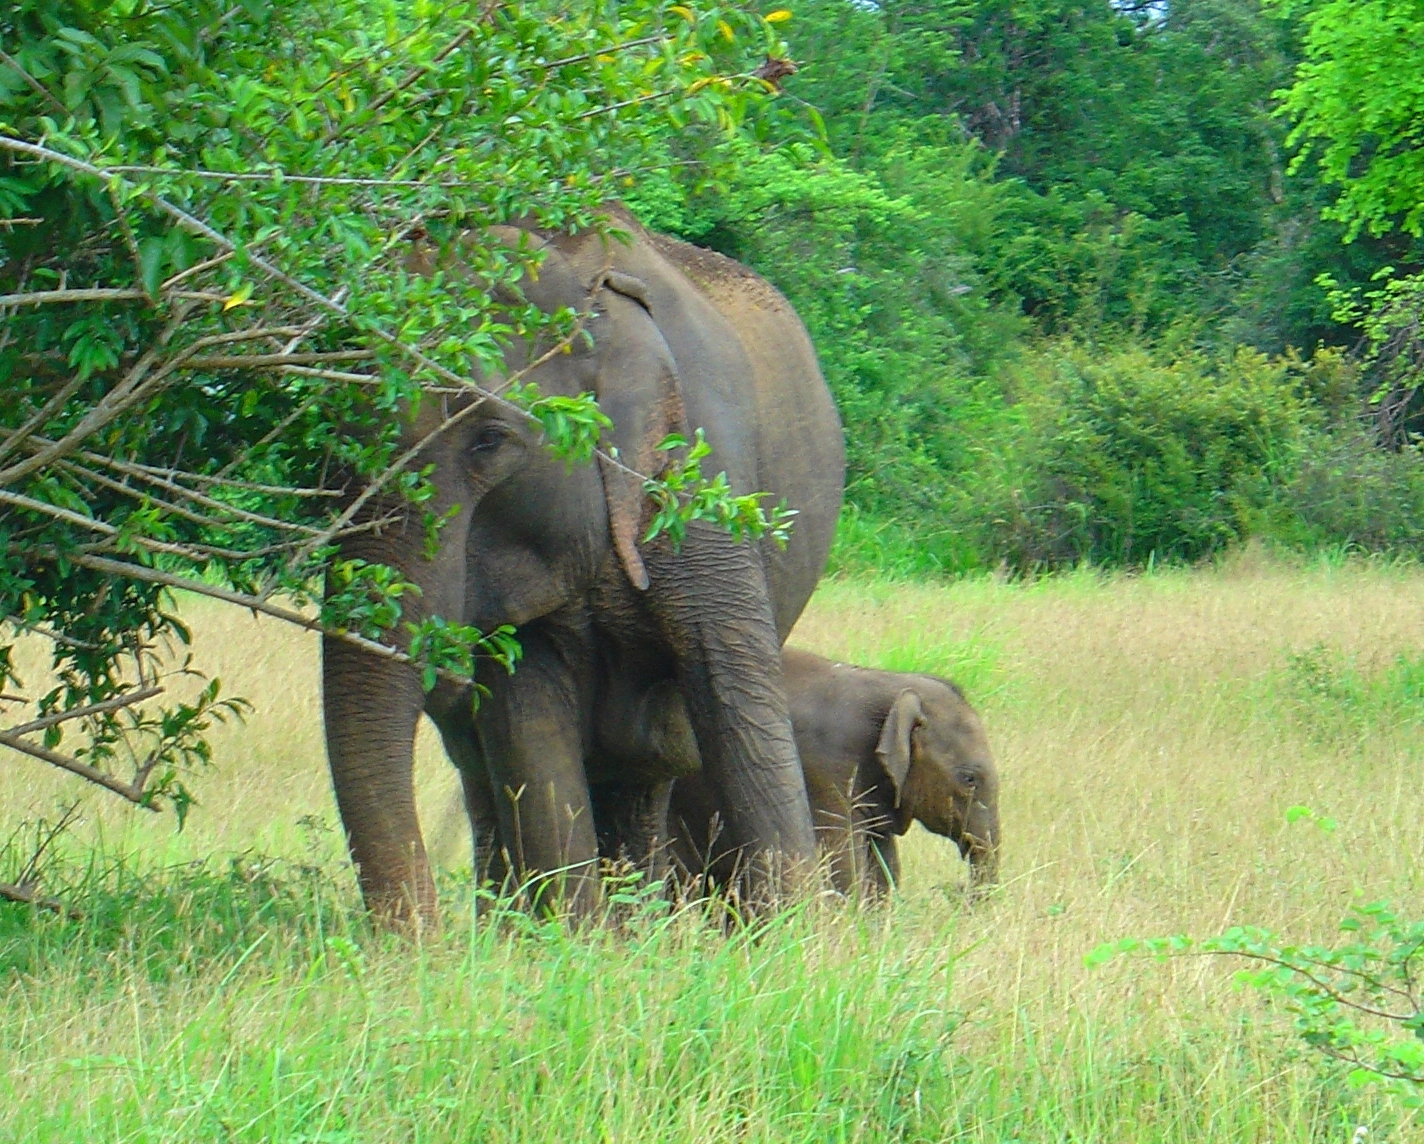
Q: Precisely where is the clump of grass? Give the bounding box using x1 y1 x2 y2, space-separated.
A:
1281 642 1424 742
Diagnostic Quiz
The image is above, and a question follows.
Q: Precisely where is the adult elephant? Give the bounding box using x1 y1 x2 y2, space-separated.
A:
321 208 844 922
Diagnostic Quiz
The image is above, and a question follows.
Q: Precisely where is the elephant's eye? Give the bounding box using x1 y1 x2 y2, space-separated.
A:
955 770 978 790
469 424 509 457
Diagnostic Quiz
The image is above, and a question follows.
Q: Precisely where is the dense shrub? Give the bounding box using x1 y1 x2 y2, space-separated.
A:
825 341 1423 578
980 345 1311 568
1266 430 1424 555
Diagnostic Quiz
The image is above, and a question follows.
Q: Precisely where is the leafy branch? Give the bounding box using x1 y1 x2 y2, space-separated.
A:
0 0 799 818
1088 808 1424 1103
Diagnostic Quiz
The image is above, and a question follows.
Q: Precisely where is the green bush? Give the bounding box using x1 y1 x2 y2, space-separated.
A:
1264 430 1424 555
973 344 1311 569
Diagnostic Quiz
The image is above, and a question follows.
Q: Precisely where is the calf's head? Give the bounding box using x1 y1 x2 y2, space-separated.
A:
874 680 1000 885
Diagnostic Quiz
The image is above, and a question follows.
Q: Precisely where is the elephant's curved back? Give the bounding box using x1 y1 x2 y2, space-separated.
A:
642 231 844 639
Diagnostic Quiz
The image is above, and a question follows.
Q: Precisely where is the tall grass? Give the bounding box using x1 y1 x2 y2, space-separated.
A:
3 551 1423 1141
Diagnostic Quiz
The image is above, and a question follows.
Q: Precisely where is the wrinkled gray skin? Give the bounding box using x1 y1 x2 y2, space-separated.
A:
321 209 844 922
666 648 1000 895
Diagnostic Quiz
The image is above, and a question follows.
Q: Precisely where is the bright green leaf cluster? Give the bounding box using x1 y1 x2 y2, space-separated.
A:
1274 0 1424 240
642 429 796 550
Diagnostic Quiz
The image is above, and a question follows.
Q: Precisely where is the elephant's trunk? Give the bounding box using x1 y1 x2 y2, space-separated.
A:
643 526 816 900
323 636 435 923
962 800 1000 887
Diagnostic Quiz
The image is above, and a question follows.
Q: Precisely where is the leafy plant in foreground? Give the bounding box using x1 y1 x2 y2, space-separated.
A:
1089 808 1424 1111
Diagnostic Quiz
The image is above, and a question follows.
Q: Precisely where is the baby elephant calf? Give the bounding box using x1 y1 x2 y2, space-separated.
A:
668 647 1000 895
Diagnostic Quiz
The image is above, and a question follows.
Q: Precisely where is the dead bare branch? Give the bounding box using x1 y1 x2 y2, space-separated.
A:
0 288 225 307
0 881 83 920
183 350 374 370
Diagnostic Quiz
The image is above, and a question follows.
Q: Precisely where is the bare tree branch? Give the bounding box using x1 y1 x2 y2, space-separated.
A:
56 552 480 686
0 288 224 307
0 728 159 807
183 350 374 371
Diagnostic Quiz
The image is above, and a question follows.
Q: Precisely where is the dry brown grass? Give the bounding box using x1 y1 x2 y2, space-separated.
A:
799 552 1424 1092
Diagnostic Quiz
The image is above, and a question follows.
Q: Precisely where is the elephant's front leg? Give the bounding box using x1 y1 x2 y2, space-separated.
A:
476 628 600 914
322 636 434 923
427 693 509 889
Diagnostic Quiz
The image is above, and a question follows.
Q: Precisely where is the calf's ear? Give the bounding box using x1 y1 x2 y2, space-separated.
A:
874 689 923 808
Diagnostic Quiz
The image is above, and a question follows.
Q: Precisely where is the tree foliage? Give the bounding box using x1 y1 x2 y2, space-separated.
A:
0 0 793 816
1276 0 1424 240
630 0 1424 574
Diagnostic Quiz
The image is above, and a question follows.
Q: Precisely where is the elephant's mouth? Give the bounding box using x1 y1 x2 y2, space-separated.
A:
957 824 999 883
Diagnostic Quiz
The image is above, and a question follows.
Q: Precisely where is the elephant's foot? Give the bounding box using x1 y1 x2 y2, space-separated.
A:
356 859 438 932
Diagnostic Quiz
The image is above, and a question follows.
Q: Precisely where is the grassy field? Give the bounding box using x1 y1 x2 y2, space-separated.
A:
3 550 1424 1142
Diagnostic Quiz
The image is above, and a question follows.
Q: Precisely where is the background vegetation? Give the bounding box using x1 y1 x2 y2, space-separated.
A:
626 0 1424 574
6 4 1424 1132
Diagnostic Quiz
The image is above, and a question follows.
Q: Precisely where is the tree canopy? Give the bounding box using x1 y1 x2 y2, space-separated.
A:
0 0 795 819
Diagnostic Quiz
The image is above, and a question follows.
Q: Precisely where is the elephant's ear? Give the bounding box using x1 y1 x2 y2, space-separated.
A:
593 274 688 591
874 689 923 815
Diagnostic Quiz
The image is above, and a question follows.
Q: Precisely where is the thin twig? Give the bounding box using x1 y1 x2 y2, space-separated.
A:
0 881 83 920
319 24 476 147
0 374 89 467
92 464 340 498
183 350 373 370
14 801 84 887
0 299 197 488
61 448 326 535
0 47 68 119
575 87 682 120
101 164 499 189
57 552 479 686
0 488 253 564
2 615 103 650
3 685 163 739
0 315 313 490
540 35 666 71
0 288 226 307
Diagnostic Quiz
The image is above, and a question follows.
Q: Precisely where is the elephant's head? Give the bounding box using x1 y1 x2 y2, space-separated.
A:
873 681 1000 886
388 226 688 610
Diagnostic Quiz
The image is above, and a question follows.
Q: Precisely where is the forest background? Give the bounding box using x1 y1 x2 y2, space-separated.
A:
633 0 1424 575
